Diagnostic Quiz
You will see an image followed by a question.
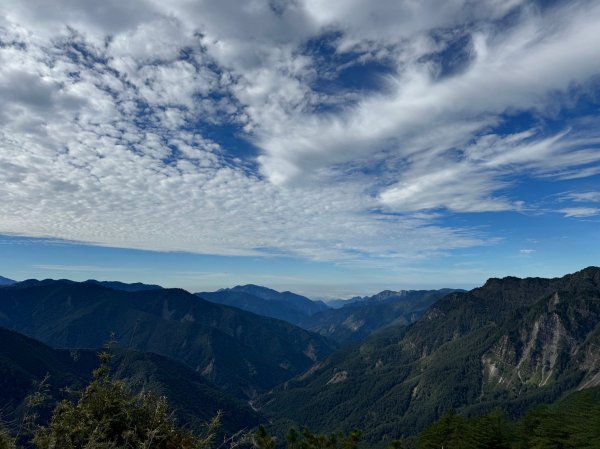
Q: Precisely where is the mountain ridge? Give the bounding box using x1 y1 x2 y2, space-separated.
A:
197 284 329 326
300 289 461 344
0 279 337 399
226 284 329 315
84 279 163 292
0 326 259 433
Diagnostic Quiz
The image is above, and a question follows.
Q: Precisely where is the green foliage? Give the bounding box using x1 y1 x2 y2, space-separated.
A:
417 411 469 449
512 387 600 449
416 387 600 449
32 351 218 449
252 427 361 449
0 327 258 437
0 426 15 449
1 337 599 449
253 426 275 449
386 441 408 449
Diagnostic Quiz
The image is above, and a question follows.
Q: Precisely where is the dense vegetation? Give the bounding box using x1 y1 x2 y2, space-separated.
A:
415 387 600 449
2 363 599 449
251 387 600 449
0 280 336 398
1 351 221 449
261 267 600 442
0 327 258 434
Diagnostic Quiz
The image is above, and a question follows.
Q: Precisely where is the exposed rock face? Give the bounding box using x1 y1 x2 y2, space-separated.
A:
482 313 575 391
326 370 348 385
518 313 575 386
481 287 600 397
342 315 364 332
202 358 215 376
304 343 317 362
581 346 600 388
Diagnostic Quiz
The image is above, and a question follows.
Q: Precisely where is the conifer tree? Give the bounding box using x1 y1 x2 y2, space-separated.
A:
33 350 218 449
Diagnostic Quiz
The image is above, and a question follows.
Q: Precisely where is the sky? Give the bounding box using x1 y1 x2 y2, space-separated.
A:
0 0 599 298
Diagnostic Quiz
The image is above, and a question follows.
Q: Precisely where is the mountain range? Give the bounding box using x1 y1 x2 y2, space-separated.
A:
197 284 328 326
199 286 460 344
1 268 599 445
0 279 336 399
0 327 258 433
259 267 600 443
300 289 461 344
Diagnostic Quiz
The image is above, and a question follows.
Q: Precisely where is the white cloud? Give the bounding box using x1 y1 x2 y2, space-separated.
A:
560 208 600 218
0 0 599 264
561 191 600 203
252 1 600 186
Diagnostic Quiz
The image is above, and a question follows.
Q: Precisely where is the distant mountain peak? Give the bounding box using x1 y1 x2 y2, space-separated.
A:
229 284 282 297
303 288 458 344
369 290 408 300
0 275 16 285
5 278 76 289
329 288 463 309
197 284 330 325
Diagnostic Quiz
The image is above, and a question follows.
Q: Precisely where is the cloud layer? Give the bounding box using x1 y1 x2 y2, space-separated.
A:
1 0 599 262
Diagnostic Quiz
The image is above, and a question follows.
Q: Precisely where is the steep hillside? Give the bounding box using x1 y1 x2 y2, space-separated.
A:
414 386 600 449
300 289 456 344
0 280 336 399
0 327 96 421
0 327 259 433
198 284 329 326
260 267 600 443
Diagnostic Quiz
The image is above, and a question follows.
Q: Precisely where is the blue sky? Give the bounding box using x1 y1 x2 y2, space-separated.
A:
0 0 599 298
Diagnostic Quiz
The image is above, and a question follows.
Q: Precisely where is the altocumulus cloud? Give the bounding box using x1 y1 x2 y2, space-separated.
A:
0 0 599 262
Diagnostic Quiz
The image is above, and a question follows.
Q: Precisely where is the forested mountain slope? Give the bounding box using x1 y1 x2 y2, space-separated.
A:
0 280 336 399
0 327 259 433
300 289 457 344
260 267 600 443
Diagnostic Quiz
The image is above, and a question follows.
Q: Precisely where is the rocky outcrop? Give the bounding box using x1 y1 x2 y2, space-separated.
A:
482 289 600 397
